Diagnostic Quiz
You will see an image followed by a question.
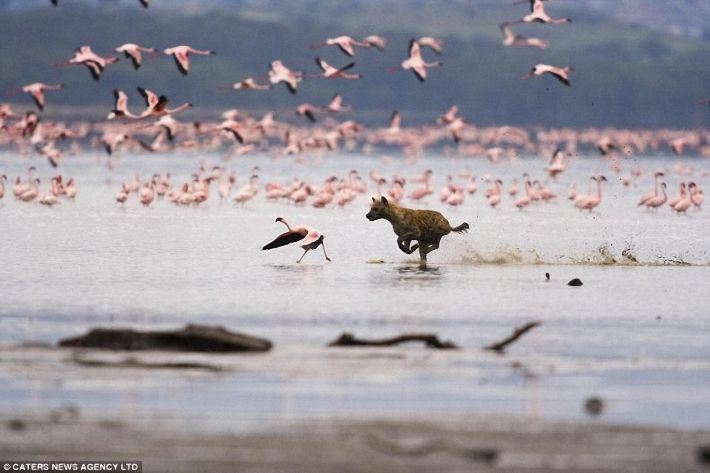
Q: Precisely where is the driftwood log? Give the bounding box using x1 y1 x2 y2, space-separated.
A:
484 321 542 353
58 324 272 352
328 332 458 350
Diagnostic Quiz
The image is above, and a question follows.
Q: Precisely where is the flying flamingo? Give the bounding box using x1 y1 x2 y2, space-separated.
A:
262 217 331 263
115 43 157 70
137 87 192 118
363 35 387 51
323 94 352 113
521 64 573 86
499 23 550 49
417 37 444 55
232 78 271 90
64 46 118 81
399 40 442 82
547 148 566 180
311 36 370 57
513 0 572 24
107 89 142 119
268 60 302 94
314 58 361 80
163 45 215 75
21 83 64 111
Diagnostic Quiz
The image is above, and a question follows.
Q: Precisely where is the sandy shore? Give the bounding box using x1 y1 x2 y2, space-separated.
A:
3 411 710 473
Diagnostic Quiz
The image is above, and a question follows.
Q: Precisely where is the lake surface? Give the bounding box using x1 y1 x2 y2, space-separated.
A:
1 150 709 432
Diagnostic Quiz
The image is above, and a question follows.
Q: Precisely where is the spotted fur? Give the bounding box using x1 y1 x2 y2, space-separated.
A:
366 196 469 263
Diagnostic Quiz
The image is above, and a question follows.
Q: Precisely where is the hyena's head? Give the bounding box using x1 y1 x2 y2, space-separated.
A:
366 196 391 221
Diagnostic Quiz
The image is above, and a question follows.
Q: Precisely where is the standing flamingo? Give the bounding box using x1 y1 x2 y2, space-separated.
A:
574 176 607 212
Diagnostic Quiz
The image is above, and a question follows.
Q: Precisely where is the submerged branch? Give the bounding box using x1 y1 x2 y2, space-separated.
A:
484 321 541 353
328 332 459 349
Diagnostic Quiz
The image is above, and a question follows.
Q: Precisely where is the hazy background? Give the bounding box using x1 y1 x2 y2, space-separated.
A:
1 0 708 127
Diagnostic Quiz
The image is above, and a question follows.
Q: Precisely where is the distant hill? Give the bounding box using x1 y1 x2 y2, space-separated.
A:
0 2 708 128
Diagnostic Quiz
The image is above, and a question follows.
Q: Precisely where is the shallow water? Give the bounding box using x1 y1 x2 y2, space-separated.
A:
1 150 709 432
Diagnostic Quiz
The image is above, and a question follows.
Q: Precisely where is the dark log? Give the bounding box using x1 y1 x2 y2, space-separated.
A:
484 321 542 353
328 332 458 349
58 324 272 353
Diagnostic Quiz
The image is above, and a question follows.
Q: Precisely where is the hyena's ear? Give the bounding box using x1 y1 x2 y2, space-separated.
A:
380 196 389 207
371 196 376 203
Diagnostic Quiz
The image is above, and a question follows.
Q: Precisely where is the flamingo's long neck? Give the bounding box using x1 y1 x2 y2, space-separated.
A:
596 179 602 201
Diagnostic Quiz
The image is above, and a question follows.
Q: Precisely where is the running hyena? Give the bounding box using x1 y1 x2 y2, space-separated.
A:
366 196 469 263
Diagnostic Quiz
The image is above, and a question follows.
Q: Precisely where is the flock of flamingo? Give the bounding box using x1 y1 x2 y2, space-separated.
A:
0 0 707 220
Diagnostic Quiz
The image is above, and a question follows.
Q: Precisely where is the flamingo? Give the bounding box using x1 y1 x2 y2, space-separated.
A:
314 58 361 80
689 183 703 210
311 36 370 57
64 178 77 200
0 174 6 201
115 43 157 70
232 78 271 90
547 148 566 180
668 183 686 209
363 35 387 51
671 184 693 214
400 40 442 82
515 0 572 24
522 64 573 86
514 179 533 210
21 83 64 111
644 182 667 211
487 180 503 208
417 37 444 55
137 87 192 118
268 60 302 94
323 94 352 113
574 176 607 212
499 23 550 49
262 217 331 263
107 89 142 119
19 179 40 203
233 175 259 205
637 171 665 207
163 45 215 75
139 182 155 207
66 46 118 81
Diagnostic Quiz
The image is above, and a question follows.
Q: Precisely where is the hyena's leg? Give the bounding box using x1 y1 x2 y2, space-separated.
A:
418 244 428 263
397 236 419 254
422 241 440 255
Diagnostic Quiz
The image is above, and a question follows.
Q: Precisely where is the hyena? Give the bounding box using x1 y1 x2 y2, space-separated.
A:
366 196 469 263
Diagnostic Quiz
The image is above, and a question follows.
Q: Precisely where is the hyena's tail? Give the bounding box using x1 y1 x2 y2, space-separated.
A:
451 222 470 233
